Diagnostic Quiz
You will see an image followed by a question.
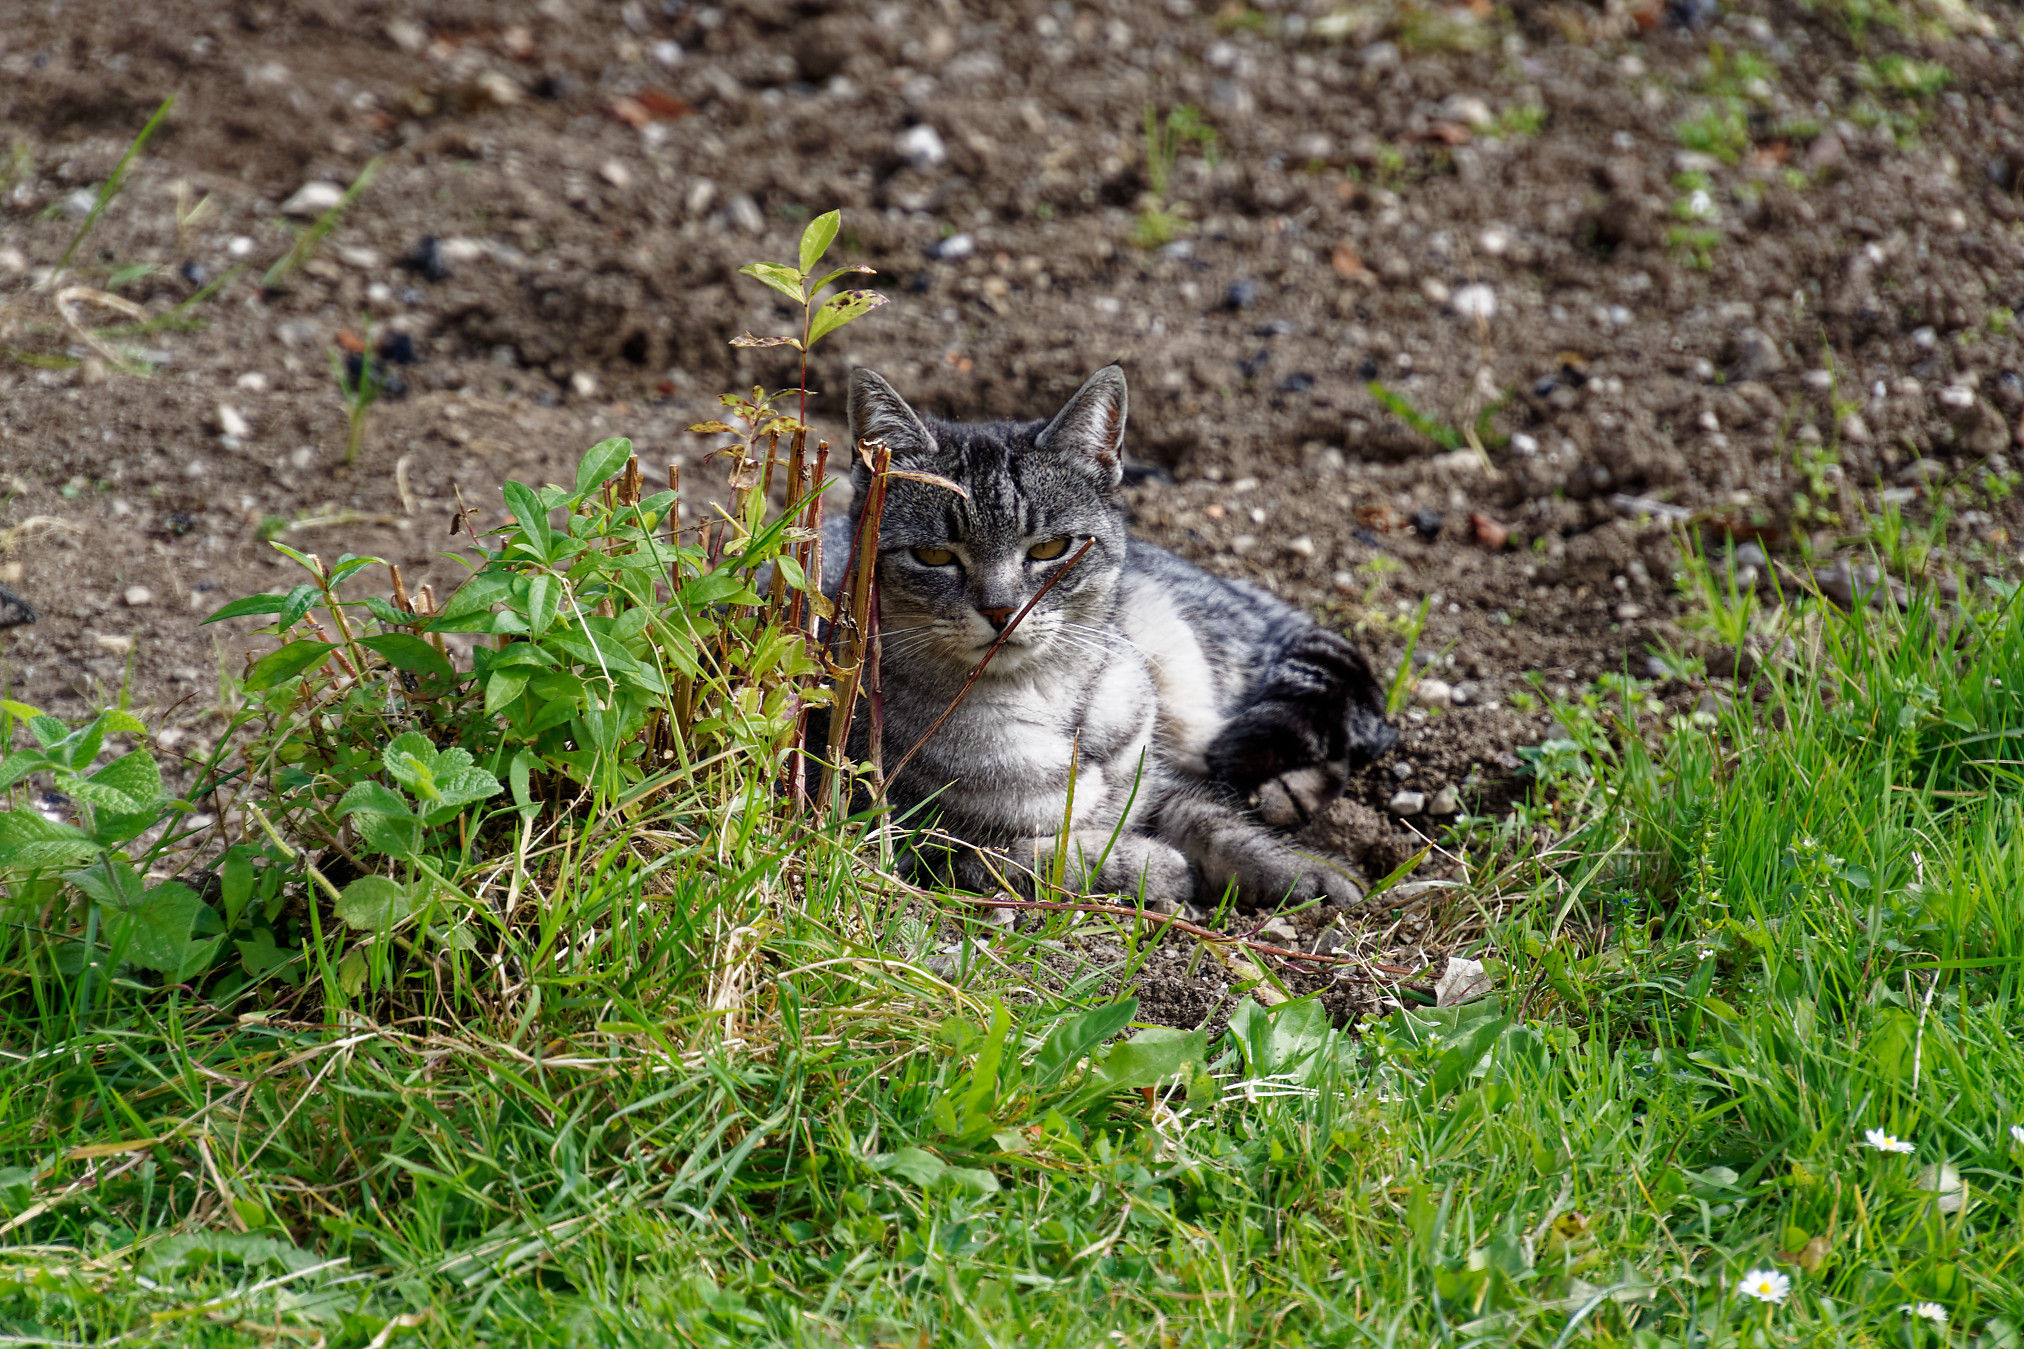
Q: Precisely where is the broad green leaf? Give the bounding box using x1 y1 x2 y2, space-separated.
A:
100 880 210 977
738 260 806 304
806 288 887 347
1033 998 1138 1086
236 927 301 986
1429 1016 1508 1100
0 809 100 871
1 700 43 722
143 1233 320 1276
501 481 553 557
810 263 876 295
378 734 502 823
938 1167 1001 1197
679 569 761 609
0 753 48 794
277 584 321 633
336 780 413 819
433 571 516 623
484 670 531 716
359 634 455 683
266 539 320 573
359 595 411 628
200 593 290 624
324 555 385 587
871 1147 946 1187
83 751 164 815
525 574 560 639
221 850 255 930
1097 1026 1208 1091
243 641 336 692
798 209 840 273
100 710 147 736
27 715 67 750
64 855 146 909
574 437 635 496
334 876 427 931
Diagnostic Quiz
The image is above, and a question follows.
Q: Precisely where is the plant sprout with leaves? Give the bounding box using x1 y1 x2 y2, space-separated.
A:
331 322 385 466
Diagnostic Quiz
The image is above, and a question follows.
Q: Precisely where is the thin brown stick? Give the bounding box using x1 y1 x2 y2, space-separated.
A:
884 537 1097 787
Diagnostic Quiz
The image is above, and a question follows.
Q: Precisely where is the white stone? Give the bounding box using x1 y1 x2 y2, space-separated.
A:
1414 678 1454 708
227 236 255 257
570 370 600 400
1388 789 1426 815
280 181 345 217
895 123 948 169
599 160 633 190
123 586 153 607
0 246 28 273
1451 283 1497 321
1439 95 1496 129
652 39 684 67
235 371 268 392
1286 535 1317 558
94 633 136 654
1258 917 1299 944
1428 785 1460 814
216 404 251 439
1477 227 1509 256
439 237 487 264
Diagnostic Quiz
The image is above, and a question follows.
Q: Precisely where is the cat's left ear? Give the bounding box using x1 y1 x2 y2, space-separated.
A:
1037 365 1128 485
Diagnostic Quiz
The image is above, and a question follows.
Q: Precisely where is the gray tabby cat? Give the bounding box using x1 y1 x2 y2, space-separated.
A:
830 364 1396 910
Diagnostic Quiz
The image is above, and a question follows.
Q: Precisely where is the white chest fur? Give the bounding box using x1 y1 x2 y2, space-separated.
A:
1117 579 1230 779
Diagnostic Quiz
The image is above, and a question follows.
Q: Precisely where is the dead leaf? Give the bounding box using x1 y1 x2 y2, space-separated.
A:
1468 512 1510 549
1415 122 1472 146
1331 242 1373 281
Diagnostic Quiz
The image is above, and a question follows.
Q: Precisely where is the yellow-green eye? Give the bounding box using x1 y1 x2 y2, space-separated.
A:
1028 537 1070 561
911 546 956 567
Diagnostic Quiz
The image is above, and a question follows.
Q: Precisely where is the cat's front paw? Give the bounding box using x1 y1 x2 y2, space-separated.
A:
1253 763 1345 828
1287 858 1364 910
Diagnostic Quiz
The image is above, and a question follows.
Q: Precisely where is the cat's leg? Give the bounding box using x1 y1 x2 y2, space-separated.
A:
1203 627 1396 826
928 832 1192 908
1157 786 1364 909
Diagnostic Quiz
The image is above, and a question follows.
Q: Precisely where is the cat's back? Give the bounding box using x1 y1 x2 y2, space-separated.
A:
1118 537 1311 774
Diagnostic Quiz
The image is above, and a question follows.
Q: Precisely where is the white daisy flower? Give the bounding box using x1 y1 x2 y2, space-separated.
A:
1901 1302 1948 1324
1863 1127 1915 1154
2010 1124 2024 1146
1736 1269 1790 1303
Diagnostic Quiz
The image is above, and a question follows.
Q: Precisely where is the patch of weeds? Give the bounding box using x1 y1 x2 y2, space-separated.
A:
1492 103 1546 137
1133 104 1216 249
1675 101 1752 164
1988 305 2015 337
1857 51 1951 97
263 158 380 290
1365 380 1507 456
1397 1 1497 52
329 323 386 467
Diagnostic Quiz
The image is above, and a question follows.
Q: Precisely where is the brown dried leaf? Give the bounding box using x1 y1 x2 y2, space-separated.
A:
1469 512 1510 549
728 332 803 350
1331 242 1373 281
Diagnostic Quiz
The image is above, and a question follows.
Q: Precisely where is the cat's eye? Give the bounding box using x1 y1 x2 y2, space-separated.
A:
1027 537 1071 561
911 546 957 567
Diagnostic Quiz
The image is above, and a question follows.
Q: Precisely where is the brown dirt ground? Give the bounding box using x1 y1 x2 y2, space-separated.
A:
3 0 2023 1019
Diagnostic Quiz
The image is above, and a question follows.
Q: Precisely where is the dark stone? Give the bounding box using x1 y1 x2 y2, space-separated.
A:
1278 372 1316 393
1224 279 1259 310
1411 508 1442 540
0 585 34 629
401 235 450 283
178 260 208 287
378 331 418 365
1238 349 1270 380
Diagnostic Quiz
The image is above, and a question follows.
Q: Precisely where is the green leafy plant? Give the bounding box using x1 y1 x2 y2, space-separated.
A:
1366 380 1507 455
1134 104 1217 249
330 326 385 466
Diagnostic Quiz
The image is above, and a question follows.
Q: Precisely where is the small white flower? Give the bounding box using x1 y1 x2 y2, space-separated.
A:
1902 1302 1947 1325
2010 1124 2024 1146
1697 947 1715 961
1736 1269 1790 1303
1687 189 1716 219
1864 1127 1915 1154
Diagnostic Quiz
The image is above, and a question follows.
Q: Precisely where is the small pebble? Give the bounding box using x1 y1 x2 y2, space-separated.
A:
1451 283 1496 321
228 236 255 257
727 194 765 235
94 634 135 654
216 404 251 439
895 123 948 169
570 370 600 399
1389 760 1415 781
1477 227 1509 256
1224 279 1259 310
1428 785 1460 815
598 160 633 190
1414 678 1454 709
235 371 267 392
402 236 450 282
1257 917 1299 944
1616 601 1645 621
1388 789 1426 815
1411 508 1442 541
280 181 345 217
1286 535 1317 558
928 233 975 262
123 586 153 607
62 189 99 218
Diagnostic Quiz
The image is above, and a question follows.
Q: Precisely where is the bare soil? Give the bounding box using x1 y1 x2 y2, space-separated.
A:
3 0 2022 1008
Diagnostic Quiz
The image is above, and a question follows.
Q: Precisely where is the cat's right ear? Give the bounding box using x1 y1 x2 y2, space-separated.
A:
1037 364 1128 487
847 369 936 472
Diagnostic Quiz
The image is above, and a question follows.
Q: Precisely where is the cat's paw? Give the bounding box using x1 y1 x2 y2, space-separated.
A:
1287 859 1364 909
1253 763 1345 829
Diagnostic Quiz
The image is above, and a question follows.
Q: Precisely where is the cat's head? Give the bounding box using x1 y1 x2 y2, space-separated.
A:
846 366 1131 679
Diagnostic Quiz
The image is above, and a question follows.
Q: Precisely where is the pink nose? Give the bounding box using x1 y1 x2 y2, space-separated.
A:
979 606 1015 631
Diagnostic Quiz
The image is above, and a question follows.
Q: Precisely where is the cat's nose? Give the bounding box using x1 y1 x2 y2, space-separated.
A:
978 605 1015 631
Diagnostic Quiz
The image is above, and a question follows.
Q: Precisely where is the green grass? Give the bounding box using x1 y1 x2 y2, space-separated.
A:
5 214 2024 1343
